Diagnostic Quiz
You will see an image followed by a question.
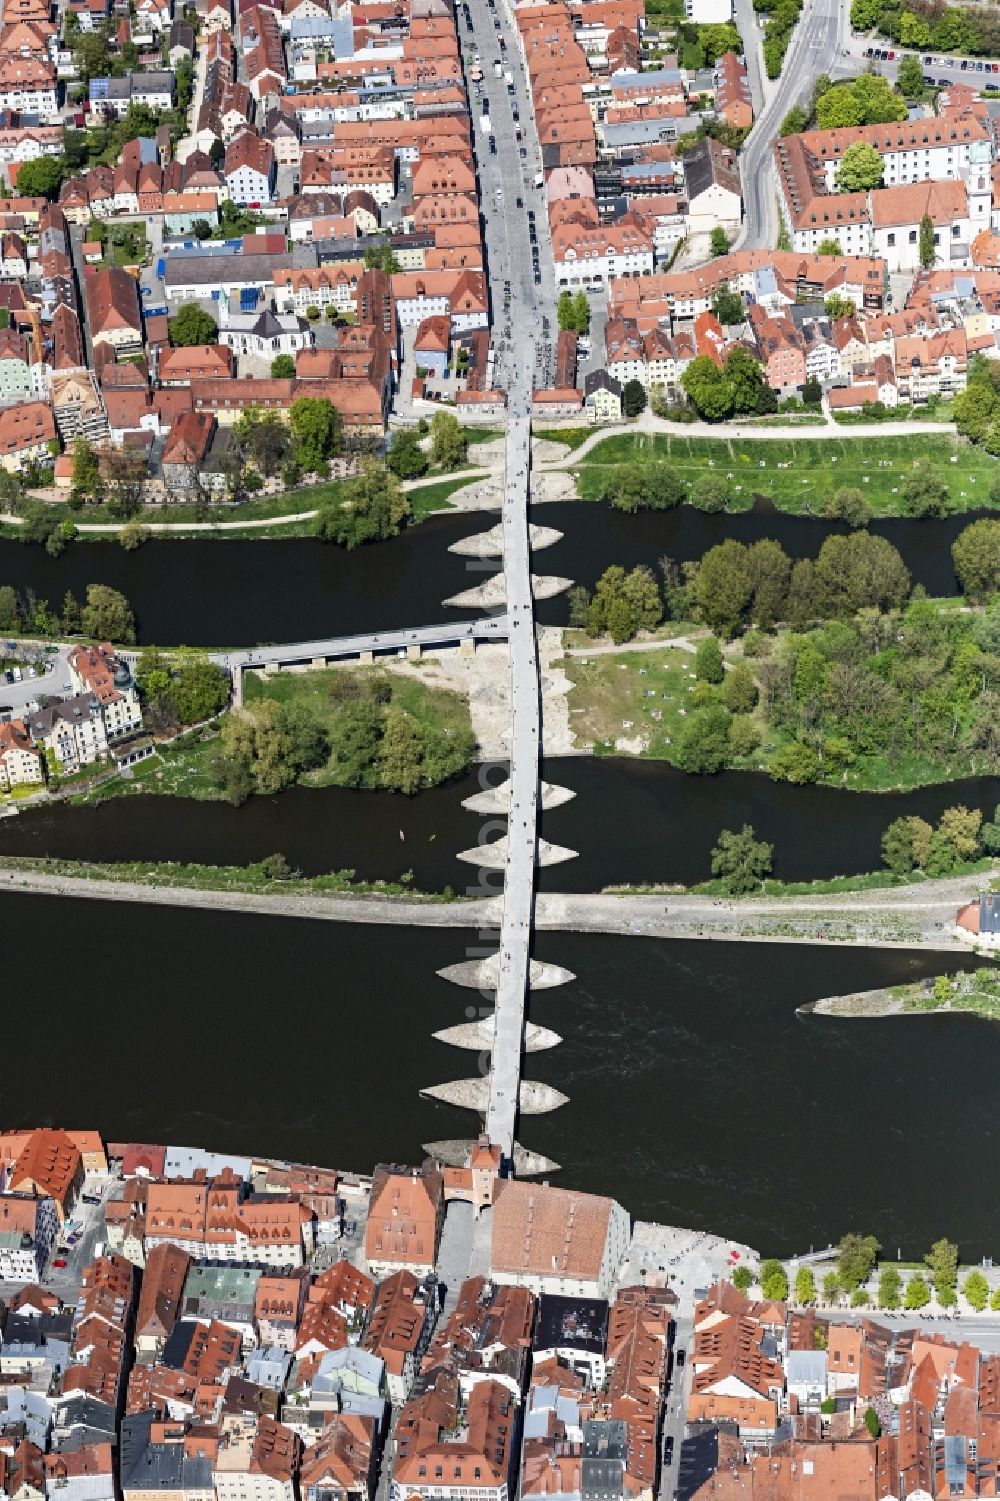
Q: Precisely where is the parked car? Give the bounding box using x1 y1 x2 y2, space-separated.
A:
665 1438 675 1464
676 1349 686 1367
82 1193 101 1205
52 1258 67 1269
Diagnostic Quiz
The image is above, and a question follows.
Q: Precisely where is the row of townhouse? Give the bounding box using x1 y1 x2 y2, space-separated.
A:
0 644 143 790
683 1282 1000 1501
773 90 998 269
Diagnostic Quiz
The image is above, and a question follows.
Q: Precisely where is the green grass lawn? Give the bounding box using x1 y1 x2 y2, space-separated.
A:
535 426 594 451
244 664 473 787
574 433 997 516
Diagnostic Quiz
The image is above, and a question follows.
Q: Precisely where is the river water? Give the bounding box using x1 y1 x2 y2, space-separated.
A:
2 504 995 1254
2 758 997 892
0 889 991 1256
0 501 982 644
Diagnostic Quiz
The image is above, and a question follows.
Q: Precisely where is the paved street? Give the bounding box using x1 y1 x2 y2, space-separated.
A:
736 0 849 249
464 0 556 390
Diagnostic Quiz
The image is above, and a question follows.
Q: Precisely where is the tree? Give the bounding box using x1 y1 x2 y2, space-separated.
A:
882 814 934 873
925 1238 959 1305
379 707 425 794
15 155 63 199
824 293 855 320
864 1408 882 1439
681 355 733 421
732 1265 753 1292
919 212 936 270
899 7 931 44
824 485 871 527
587 564 662 641
693 539 754 636
0 585 20 632
623 379 647 418
103 450 146 520
802 376 822 406
835 141 884 192
712 285 745 325
759 1259 788 1301
572 291 590 333
822 1270 842 1304
315 463 409 548
816 238 844 256
837 1233 880 1292
690 473 728 512
80 584 134 643
896 53 926 98
429 411 468 470
964 1270 989 1311
556 290 577 331
769 739 820 784
61 591 82 634
695 635 725 683
991 1287 1000 1313
675 704 732 774
270 354 296 378
710 824 774 894
937 805 982 863
878 1265 902 1309
725 346 765 414
363 240 400 274
794 1265 816 1304
192 218 212 241
955 381 999 443
291 396 343 470
646 467 685 510
71 438 102 501
387 428 429 480
709 226 730 257
780 105 808 136
904 1274 931 1310
816 83 864 129
901 467 949 518
954 520 1000 601
245 415 291 478
169 303 218 347
209 136 225 165
722 662 758 713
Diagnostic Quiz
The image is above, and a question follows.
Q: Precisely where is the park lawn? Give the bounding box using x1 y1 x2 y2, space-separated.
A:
573 433 998 516
462 427 502 445
562 644 706 756
17 473 473 540
244 663 473 787
562 638 977 791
